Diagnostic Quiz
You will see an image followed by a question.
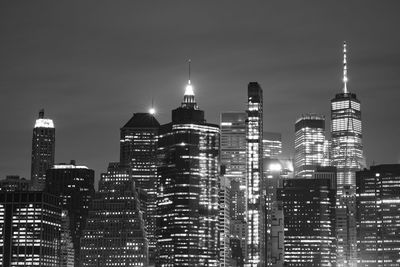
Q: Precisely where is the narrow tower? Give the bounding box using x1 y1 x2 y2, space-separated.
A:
31 109 55 191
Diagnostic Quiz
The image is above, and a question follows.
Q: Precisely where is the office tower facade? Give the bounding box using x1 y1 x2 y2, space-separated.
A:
331 42 363 267
31 109 55 191
278 177 337 267
156 76 220 266
220 111 247 262
0 191 61 266
264 159 287 267
331 42 364 193
219 174 232 267
294 114 329 178
262 132 282 159
60 210 75 267
45 160 95 266
0 175 30 191
246 82 264 266
120 112 159 263
356 164 400 267
81 163 148 266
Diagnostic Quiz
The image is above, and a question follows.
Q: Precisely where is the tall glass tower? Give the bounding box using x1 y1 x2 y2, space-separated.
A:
246 82 264 266
331 42 364 193
331 42 364 267
295 114 329 178
31 109 55 191
156 68 220 266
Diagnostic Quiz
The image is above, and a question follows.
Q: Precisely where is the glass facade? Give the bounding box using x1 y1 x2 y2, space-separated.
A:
262 132 282 159
295 114 329 178
246 82 264 266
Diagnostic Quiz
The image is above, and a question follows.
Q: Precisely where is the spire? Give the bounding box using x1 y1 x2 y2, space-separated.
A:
39 109 44 119
343 41 348 94
182 59 198 109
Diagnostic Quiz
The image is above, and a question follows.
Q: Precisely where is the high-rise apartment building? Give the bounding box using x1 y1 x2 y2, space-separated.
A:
356 164 400 267
120 112 159 263
220 111 247 262
31 109 55 191
45 160 95 266
0 191 61 266
262 132 282 159
294 114 329 178
246 82 264 266
156 74 220 266
278 176 337 267
331 42 363 267
81 163 148 266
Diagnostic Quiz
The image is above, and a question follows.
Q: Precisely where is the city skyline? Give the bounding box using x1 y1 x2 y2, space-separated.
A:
1 1 400 182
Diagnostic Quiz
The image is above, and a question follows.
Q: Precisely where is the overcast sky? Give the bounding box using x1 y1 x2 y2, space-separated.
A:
1 1 400 184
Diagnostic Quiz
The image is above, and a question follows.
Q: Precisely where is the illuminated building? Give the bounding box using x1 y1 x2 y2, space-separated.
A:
356 164 400 267
81 163 148 266
156 69 220 266
220 112 247 261
120 112 159 263
0 191 61 266
45 160 95 267
278 175 337 267
246 82 265 266
60 210 75 267
263 132 282 159
219 173 232 267
31 109 55 191
0 175 30 191
294 114 330 178
264 159 292 267
331 42 364 267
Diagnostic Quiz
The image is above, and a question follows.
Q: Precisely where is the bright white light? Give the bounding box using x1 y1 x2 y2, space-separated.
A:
149 108 156 115
185 84 194 96
268 163 282 172
34 119 54 128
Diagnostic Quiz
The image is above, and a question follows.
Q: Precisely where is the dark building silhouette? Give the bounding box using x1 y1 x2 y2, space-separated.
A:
246 82 264 266
356 164 400 267
31 109 55 191
156 76 220 266
81 162 148 266
120 112 159 263
0 191 61 266
0 175 30 191
278 177 336 266
45 160 95 267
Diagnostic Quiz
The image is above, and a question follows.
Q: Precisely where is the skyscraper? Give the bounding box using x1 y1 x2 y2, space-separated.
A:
278 176 337 267
156 70 220 266
294 114 329 178
81 163 148 266
356 164 400 267
120 112 159 263
218 173 232 267
246 82 264 266
31 109 55 191
0 191 61 266
331 42 365 193
45 160 95 267
262 132 282 159
0 175 30 191
220 111 247 261
331 42 364 267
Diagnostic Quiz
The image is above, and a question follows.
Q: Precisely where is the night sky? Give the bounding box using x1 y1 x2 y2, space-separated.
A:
1 1 400 183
